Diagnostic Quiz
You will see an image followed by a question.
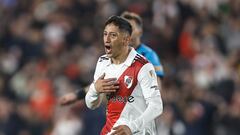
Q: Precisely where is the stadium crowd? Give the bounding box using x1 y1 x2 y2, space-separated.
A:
0 0 239 135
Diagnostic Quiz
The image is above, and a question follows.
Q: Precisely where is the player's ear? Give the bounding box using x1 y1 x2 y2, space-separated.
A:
123 35 131 43
138 28 143 36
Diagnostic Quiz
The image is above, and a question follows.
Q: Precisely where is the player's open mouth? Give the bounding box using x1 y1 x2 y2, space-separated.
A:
105 45 112 53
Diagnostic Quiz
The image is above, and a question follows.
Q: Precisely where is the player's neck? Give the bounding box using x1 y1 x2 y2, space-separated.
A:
111 47 131 65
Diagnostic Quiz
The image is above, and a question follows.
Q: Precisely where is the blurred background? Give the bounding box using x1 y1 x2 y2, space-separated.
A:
0 0 239 135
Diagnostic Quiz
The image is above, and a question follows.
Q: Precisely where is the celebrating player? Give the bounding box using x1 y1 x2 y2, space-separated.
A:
85 15 163 135
59 12 164 107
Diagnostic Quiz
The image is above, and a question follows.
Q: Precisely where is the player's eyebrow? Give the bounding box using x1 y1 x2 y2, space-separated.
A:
103 31 120 37
104 31 118 34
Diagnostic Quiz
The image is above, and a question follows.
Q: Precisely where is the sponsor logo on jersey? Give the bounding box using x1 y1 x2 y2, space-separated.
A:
124 75 133 89
106 95 135 103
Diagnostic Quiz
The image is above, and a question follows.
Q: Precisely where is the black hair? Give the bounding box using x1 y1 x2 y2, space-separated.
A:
121 11 143 28
104 15 132 35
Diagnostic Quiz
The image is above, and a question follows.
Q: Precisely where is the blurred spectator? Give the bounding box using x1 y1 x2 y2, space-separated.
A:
0 0 240 135
52 108 83 135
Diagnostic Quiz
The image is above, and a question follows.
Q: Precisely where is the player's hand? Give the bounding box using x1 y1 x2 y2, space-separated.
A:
59 92 78 106
110 125 132 135
94 73 119 93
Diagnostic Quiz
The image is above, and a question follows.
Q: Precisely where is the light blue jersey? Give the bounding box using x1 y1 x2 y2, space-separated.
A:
136 44 164 78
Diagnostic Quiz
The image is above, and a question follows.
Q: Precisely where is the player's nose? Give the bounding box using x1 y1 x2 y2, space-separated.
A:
105 36 111 43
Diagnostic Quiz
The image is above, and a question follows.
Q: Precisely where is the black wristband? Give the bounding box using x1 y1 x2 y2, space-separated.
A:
75 89 86 100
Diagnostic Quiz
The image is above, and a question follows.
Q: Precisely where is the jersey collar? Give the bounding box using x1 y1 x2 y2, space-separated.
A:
124 47 137 66
106 47 137 67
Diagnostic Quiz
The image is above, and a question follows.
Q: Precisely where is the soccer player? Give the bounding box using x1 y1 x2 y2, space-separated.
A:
59 12 164 106
85 15 163 135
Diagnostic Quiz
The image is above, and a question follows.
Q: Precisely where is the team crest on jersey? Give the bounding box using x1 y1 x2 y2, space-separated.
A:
124 75 133 89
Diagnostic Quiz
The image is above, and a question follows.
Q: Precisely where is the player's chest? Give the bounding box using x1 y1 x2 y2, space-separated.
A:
103 65 127 79
103 64 138 90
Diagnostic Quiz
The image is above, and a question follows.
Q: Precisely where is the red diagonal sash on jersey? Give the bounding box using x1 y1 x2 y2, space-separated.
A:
101 56 148 135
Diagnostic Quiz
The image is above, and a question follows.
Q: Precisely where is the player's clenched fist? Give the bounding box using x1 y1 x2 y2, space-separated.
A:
110 125 132 135
94 73 119 93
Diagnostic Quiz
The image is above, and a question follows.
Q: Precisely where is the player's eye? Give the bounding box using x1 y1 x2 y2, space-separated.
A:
110 33 117 39
103 32 118 40
103 32 108 36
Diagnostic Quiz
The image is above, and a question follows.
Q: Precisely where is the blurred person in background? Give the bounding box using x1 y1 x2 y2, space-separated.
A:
121 11 164 80
51 108 83 135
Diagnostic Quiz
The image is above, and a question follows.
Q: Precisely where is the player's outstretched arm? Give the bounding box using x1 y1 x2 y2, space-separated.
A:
59 92 78 106
59 88 86 106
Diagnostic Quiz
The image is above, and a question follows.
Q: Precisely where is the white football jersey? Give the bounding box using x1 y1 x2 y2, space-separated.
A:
85 48 163 135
